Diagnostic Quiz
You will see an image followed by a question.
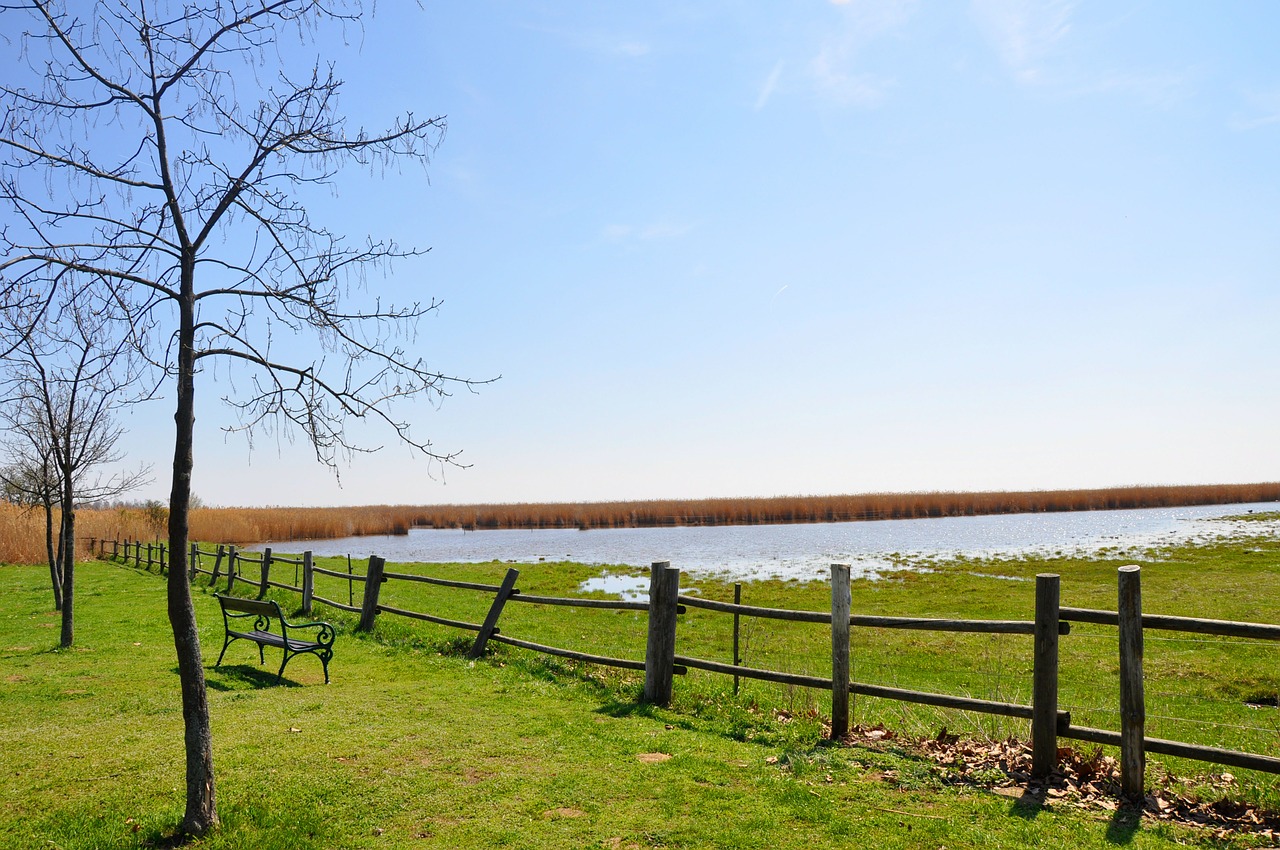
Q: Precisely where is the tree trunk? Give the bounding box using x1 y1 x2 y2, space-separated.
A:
59 488 74 648
168 273 218 836
43 496 62 611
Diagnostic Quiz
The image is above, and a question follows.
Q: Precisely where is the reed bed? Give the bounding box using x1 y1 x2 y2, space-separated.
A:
42 482 1280 550
0 502 163 565
414 483 1280 532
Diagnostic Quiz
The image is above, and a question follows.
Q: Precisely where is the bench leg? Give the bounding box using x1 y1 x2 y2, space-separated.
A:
215 636 233 668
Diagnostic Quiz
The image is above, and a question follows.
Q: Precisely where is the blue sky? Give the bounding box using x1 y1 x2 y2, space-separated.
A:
103 1 1279 507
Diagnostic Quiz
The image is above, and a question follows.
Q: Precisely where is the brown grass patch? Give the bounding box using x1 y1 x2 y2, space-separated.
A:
636 753 671 763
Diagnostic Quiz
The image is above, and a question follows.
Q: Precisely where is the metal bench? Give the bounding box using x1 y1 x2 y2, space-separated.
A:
214 594 335 684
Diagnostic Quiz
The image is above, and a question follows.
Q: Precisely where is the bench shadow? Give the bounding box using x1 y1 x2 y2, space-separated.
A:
192 665 299 690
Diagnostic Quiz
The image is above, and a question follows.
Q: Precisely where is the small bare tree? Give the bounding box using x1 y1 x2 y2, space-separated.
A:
1 1 486 837
1 289 151 643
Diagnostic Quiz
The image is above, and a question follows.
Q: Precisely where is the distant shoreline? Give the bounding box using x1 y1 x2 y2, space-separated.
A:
157 482 1280 545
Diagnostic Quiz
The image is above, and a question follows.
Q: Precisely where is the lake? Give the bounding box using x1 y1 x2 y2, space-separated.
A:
252 501 1280 582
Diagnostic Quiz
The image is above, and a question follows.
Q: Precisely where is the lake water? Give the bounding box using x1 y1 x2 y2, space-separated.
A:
254 501 1280 582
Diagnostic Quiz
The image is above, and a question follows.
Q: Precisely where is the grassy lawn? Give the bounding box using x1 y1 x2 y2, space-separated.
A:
1 531 1278 848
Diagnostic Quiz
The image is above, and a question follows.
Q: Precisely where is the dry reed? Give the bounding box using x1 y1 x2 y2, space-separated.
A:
0 502 163 565
33 482 1279 553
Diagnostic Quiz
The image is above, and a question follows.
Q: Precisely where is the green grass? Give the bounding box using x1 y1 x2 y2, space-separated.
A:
2 531 1278 848
295 539 1280 789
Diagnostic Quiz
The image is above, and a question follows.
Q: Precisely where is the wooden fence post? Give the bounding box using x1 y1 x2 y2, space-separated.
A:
830 563 852 740
225 545 237 593
1032 573 1061 778
159 543 166 574
643 561 680 706
188 543 198 581
733 582 742 696
146 543 153 570
112 539 119 560
1119 565 1145 801
257 547 272 600
357 555 386 632
301 551 314 615
209 544 224 586
469 568 520 658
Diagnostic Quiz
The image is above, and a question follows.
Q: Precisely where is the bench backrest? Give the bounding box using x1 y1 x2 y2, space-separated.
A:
217 594 281 619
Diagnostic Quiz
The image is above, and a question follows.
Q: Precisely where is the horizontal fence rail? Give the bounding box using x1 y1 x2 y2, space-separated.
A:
311 596 361 614
375 603 484 632
491 634 650 672
1062 607 1280 640
508 593 649 612
1063 726 1280 775
103 539 1280 797
380 570 502 592
313 566 367 582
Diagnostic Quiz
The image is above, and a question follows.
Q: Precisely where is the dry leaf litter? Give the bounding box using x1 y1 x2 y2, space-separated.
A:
834 723 1279 842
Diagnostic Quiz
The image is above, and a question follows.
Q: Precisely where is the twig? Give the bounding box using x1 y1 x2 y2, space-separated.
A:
872 806 949 821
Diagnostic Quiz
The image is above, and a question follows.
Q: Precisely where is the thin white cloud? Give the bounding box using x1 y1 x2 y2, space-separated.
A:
835 0 918 36
615 41 651 58
805 0 917 107
1231 87 1280 131
755 60 785 110
638 221 695 240
602 221 695 243
809 56 894 107
1089 69 1197 109
520 21 652 60
971 0 1075 84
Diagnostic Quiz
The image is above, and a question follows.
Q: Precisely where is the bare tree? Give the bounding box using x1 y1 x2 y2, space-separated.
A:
1 289 152 643
0 1 485 837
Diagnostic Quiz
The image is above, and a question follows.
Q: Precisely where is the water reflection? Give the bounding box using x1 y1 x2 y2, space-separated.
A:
250 501 1279 582
578 572 649 600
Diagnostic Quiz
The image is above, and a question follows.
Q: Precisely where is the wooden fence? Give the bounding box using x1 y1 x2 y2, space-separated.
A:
105 539 1280 797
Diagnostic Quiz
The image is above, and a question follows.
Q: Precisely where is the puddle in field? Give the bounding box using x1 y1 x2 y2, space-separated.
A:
578 572 649 600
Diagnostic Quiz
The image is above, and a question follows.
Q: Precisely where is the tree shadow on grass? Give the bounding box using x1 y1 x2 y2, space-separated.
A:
139 828 194 850
1104 803 1143 845
1005 786 1047 821
595 698 663 721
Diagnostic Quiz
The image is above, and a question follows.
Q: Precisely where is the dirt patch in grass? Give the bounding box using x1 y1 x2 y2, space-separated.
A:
636 752 671 763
